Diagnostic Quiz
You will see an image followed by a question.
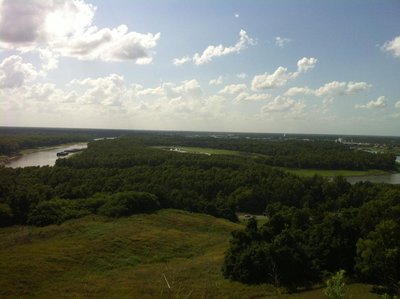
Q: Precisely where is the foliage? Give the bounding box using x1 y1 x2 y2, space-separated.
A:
324 270 346 299
27 198 88 226
223 180 400 292
356 220 400 295
98 191 160 217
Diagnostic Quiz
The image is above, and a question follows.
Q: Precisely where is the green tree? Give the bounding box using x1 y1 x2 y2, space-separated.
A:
356 220 400 294
324 270 346 299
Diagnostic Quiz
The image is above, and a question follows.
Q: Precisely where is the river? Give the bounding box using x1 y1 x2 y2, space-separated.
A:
346 173 400 185
4 143 87 168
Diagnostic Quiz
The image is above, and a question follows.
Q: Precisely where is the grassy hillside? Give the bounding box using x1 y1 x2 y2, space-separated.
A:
0 210 378 298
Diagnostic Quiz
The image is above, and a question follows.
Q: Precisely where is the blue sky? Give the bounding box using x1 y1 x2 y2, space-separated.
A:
0 0 399 135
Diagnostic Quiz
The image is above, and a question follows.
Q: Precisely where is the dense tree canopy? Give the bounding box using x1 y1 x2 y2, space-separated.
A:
223 181 400 294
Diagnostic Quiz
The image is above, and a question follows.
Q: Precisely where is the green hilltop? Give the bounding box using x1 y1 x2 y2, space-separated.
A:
0 209 378 298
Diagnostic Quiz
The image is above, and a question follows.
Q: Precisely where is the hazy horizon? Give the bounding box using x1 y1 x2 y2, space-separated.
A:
1 0 399 135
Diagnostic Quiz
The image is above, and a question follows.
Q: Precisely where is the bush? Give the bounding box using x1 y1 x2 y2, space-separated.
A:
77 195 108 213
324 270 346 299
98 191 160 218
27 199 87 226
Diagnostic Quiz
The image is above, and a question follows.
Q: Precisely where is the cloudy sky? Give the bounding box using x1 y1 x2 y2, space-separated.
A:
0 0 399 135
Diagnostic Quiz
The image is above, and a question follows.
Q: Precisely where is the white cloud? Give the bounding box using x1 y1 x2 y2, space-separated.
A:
234 92 271 102
54 25 160 63
284 86 314 97
285 81 371 98
172 56 191 66
261 96 305 114
296 57 317 73
252 57 317 91
0 55 38 89
0 0 160 64
0 0 94 45
381 36 400 58
218 83 247 95
395 101 400 109
71 74 127 106
315 81 370 97
37 48 59 71
174 30 255 66
252 66 290 90
275 36 291 47
237 72 247 79
355 96 386 109
209 75 223 85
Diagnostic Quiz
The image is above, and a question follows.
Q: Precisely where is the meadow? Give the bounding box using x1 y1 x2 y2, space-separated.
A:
0 210 379 298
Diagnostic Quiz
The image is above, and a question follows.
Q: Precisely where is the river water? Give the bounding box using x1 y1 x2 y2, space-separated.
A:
5 143 87 168
346 173 400 185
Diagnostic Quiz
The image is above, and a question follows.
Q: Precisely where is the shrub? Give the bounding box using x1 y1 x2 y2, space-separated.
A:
324 270 346 299
27 199 87 226
98 191 160 218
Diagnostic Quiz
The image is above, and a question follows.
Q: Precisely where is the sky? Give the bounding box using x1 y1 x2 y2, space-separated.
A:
0 0 399 136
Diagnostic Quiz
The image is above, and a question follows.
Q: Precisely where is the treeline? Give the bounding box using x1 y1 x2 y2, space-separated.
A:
223 178 400 294
132 135 396 171
0 134 91 155
0 127 396 170
0 138 305 226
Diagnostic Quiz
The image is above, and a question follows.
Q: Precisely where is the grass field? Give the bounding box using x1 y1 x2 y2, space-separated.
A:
154 146 242 156
281 168 389 177
0 210 379 298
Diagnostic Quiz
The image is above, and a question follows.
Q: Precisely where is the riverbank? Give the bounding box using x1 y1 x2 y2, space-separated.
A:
3 142 88 168
0 154 22 166
0 142 90 166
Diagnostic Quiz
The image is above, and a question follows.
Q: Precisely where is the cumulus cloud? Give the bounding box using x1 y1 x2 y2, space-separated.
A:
173 30 255 66
218 83 247 95
395 101 400 109
172 56 191 66
71 74 127 106
381 36 400 58
275 36 291 47
234 92 271 102
0 55 38 88
261 96 305 114
285 81 371 98
252 67 290 90
54 25 160 63
237 73 247 79
209 75 223 85
355 96 386 109
315 81 370 97
37 48 59 71
252 57 317 90
284 86 314 97
296 57 317 73
0 0 160 64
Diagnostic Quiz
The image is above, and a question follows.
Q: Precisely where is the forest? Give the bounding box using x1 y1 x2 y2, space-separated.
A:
0 132 399 295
